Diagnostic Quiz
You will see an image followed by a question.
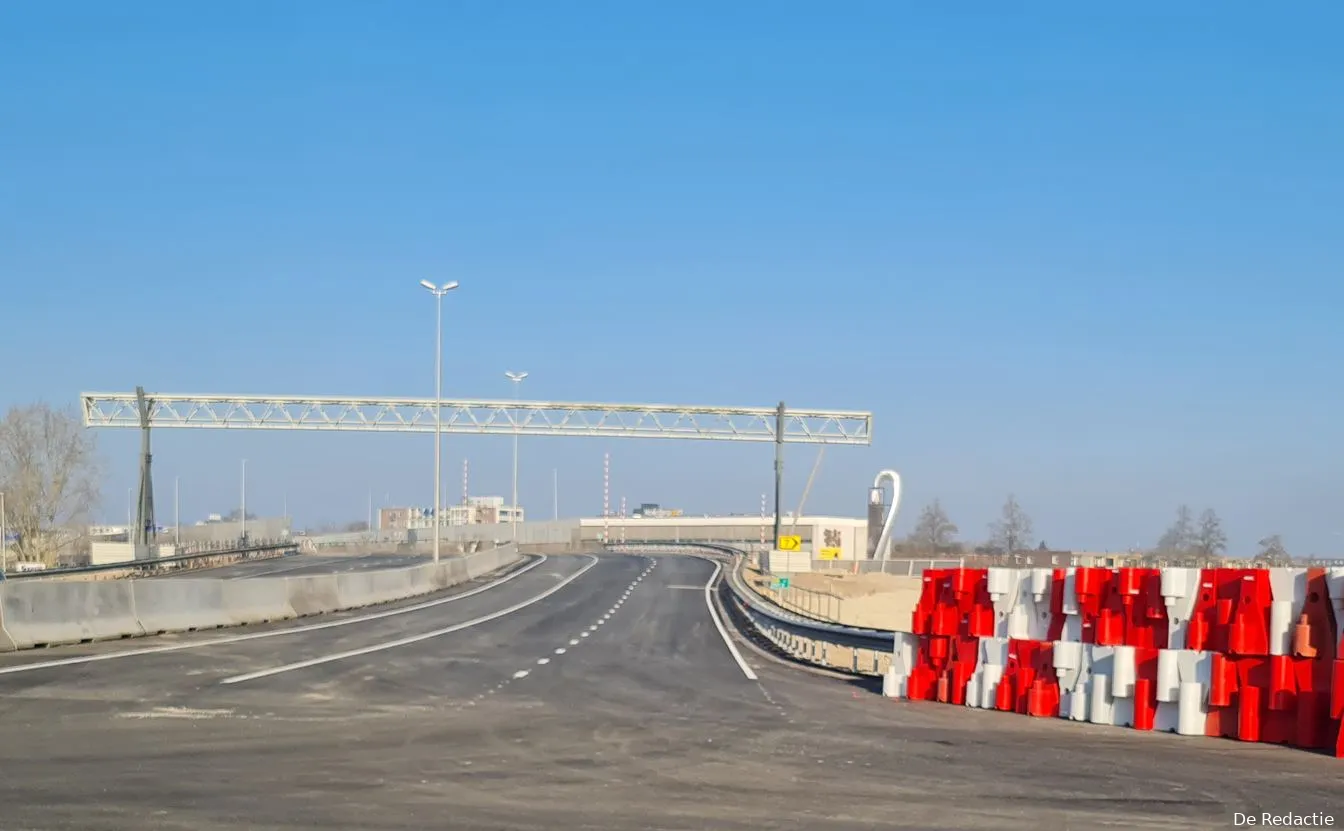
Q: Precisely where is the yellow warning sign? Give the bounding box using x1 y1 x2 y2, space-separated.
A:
819 547 842 560
777 535 802 551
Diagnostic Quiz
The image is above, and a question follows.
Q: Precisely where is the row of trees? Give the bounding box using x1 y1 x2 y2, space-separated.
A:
903 498 1297 563
1155 505 1292 565
906 495 1038 556
0 403 103 565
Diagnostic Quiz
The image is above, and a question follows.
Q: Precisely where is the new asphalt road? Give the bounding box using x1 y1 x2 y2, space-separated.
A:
0 553 1338 830
151 552 431 580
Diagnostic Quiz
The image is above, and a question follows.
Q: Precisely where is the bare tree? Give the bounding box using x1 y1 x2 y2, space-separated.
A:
1192 509 1227 560
1253 534 1291 566
1157 505 1196 556
988 495 1034 554
908 499 958 553
0 403 103 565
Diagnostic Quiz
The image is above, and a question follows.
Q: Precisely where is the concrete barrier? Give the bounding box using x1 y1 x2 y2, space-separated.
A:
0 544 522 652
285 573 342 617
132 579 229 634
0 593 17 651
0 580 144 648
219 578 296 625
334 567 421 608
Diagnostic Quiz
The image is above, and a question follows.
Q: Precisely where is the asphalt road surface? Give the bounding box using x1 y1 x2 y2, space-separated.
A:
0 553 1338 830
151 552 430 580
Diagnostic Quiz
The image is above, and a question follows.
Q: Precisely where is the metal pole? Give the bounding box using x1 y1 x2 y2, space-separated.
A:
772 401 785 549
1 490 6 576
433 292 442 564
174 476 180 548
240 459 247 544
511 379 520 540
553 468 558 521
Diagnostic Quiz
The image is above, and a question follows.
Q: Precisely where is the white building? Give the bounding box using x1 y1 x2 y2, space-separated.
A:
380 497 523 531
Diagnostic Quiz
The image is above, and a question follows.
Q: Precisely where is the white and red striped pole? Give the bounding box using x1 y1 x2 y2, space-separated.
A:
620 496 626 543
462 458 469 505
602 452 610 543
760 493 767 546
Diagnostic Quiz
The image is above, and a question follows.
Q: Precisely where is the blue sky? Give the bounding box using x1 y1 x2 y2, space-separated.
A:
2 2 1341 555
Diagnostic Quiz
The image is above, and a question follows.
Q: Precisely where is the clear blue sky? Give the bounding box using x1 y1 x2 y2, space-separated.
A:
2 2 1341 556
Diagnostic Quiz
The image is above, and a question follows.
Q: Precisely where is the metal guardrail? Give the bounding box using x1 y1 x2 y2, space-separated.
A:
606 542 896 652
1 541 299 581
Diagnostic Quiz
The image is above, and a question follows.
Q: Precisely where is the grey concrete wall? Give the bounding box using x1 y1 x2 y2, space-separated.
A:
0 544 521 651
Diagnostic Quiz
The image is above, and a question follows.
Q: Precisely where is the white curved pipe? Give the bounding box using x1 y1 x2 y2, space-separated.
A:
871 469 902 561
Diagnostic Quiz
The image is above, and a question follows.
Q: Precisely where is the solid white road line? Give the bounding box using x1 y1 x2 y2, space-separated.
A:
219 555 600 684
703 561 758 681
0 555 551 677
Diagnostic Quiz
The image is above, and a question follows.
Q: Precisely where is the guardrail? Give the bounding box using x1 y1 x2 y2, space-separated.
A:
1 540 298 581
605 542 895 663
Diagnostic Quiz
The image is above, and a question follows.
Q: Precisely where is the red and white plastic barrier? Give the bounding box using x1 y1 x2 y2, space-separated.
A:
883 565 1344 757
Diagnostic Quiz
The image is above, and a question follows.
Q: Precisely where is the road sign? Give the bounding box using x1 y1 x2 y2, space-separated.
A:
771 577 790 589
818 547 842 560
777 535 801 551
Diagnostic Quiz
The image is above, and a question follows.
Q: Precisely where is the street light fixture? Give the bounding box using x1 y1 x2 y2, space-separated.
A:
504 371 528 540
421 280 460 563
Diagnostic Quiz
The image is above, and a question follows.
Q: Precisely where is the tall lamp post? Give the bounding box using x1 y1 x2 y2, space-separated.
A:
420 279 460 563
240 459 247 544
504 371 528 541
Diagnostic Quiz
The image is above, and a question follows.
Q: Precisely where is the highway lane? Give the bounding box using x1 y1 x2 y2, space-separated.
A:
0 553 1337 829
148 552 432 580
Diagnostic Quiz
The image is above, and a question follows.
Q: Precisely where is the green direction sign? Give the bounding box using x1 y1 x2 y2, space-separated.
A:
771 577 790 590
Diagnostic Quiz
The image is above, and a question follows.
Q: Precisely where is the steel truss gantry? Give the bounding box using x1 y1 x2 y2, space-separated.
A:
81 392 873 445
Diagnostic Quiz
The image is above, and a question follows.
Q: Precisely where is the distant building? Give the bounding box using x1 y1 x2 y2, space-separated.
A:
379 496 522 531
631 503 682 519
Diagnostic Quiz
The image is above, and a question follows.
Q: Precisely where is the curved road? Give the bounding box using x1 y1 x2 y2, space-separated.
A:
0 553 1337 829
151 552 432 580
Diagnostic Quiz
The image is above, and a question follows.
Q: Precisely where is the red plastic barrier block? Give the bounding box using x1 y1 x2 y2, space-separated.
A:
1123 569 1171 650
1131 647 1160 731
908 633 980 706
1331 659 1344 758
1226 569 1273 657
1187 569 1229 654
1074 567 1111 645
999 640 1060 718
911 569 950 635
1046 568 1068 642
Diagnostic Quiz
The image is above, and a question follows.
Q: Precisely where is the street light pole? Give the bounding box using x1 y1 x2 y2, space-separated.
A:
421 280 460 564
504 371 528 541
240 459 247 544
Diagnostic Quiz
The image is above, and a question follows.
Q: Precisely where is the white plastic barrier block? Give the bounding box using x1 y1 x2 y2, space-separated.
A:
1053 640 1090 722
1329 568 1344 646
1056 568 1082 643
1160 568 1202 650
1084 645 1133 727
884 632 916 699
1153 648 1213 736
966 636 1009 709
1267 568 1307 657
988 568 1055 641
987 568 1019 638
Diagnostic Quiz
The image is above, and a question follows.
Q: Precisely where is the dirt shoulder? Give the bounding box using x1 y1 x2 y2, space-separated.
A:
742 563 920 632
